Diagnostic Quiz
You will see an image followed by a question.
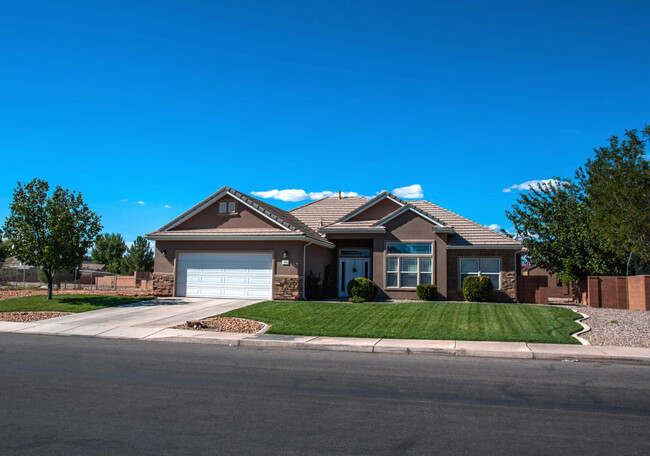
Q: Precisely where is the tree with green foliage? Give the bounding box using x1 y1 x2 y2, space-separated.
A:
121 236 154 275
91 233 127 273
579 125 650 266
505 178 627 279
2 179 102 299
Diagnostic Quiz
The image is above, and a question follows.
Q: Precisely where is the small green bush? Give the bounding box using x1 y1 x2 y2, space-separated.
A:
463 276 493 302
348 295 366 303
346 277 378 302
416 284 438 301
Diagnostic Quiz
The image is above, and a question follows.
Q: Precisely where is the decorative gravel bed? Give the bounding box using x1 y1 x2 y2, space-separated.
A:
0 311 72 322
0 289 152 301
173 317 266 334
562 306 650 347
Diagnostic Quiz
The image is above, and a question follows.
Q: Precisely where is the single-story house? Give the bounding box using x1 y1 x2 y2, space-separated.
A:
147 186 523 301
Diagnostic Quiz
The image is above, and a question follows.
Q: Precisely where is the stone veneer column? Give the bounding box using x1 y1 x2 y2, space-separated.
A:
274 276 302 300
153 273 174 297
501 270 516 301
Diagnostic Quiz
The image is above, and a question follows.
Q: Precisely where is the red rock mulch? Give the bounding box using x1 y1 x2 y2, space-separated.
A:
173 317 266 334
0 289 153 301
0 311 72 322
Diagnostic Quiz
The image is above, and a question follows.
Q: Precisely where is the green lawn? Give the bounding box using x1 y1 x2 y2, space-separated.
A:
0 295 153 313
221 301 583 344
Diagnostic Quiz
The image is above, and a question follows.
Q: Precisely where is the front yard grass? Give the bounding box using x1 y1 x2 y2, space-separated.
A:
0 295 153 313
221 301 583 344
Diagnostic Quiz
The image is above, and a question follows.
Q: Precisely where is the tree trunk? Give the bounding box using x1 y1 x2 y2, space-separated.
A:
47 276 53 300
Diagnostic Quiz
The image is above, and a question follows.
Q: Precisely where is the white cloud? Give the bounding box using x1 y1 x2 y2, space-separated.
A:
164 204 172 208
251 189 360 202
137 201 146 205
125 241 134 249
488 224 502 231
251 189 309 202
392 184 424 199
120 199 128 203
502 179 558 193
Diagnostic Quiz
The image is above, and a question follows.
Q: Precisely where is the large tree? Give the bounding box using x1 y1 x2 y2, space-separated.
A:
91 233 127 273
579 125 650 265
121 236 154 275
505 178 627 279
2 179 102 299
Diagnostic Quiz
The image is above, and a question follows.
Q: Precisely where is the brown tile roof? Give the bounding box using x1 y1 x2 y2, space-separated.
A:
289 196 368 231
409 201 521 246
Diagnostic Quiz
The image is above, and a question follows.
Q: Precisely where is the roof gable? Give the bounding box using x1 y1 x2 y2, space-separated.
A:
374 204 446 228
158 187 292 232
336 191 405 223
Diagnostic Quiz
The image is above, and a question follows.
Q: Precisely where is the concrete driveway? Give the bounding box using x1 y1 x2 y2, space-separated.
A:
8 297 260 339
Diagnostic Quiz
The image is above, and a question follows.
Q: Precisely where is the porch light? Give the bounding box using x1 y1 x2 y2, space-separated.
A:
283 251 288 259
162 249 167 257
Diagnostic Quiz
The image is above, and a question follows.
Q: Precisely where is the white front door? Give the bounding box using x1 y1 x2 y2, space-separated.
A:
338 257 370 297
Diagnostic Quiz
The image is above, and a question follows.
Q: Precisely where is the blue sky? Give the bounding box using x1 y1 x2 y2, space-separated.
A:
1 0 649 242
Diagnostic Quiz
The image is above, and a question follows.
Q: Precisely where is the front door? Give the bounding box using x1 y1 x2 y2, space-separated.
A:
338 257 370 297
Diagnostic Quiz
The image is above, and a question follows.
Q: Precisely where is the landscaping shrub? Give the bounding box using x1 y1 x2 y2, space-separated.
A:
416 284 438 301
346 277 378 302
305 271 323 300
463 276 493 302
348 295 366 303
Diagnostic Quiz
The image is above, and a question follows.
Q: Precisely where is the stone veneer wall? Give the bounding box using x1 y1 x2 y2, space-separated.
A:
153 273 174 297
274 276 302 300
447 249 518 302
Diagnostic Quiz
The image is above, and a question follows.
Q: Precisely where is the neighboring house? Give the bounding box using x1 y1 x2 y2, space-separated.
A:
0 256 40 283
76 263 106 284
147 187 523 301
522 264 574 301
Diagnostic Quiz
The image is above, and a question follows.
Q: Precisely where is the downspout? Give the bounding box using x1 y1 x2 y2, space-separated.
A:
302 239 313 300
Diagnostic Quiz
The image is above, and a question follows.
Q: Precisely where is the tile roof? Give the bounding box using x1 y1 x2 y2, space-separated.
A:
288 192 520 247
289 196 368 231
409 201 521 246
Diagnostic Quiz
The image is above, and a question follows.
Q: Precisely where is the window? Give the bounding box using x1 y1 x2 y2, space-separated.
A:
219 202 227 213
387 243 432 255
480 258 500 290
228 202 236 213
386 257 433 288
339 249 370 257
459 258 501 290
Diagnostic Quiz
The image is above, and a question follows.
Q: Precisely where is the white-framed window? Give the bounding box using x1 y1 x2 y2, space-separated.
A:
387 242 432 255
459 258 501 290
228 202 236 213
386 243 433 288
219 202 228 213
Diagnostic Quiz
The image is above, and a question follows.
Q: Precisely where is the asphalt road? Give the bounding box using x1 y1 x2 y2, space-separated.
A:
0 333 649 455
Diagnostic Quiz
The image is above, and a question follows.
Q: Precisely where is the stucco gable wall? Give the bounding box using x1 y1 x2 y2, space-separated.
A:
172 195 284 231
348 198 402 222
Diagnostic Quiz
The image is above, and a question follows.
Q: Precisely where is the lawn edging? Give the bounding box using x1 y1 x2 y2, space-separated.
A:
570 309 591 345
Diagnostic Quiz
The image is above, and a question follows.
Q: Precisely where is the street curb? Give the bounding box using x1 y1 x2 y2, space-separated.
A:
2 321 649 365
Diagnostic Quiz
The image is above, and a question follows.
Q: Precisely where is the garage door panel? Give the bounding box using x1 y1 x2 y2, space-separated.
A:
177 253 273 299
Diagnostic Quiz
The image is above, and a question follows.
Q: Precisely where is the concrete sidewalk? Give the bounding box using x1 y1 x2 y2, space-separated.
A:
1 319 648 364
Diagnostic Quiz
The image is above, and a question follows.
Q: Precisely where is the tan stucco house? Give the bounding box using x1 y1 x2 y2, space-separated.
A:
147 186 523 301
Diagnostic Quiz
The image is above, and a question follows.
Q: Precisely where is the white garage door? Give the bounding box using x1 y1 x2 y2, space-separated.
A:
176 253 273 299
